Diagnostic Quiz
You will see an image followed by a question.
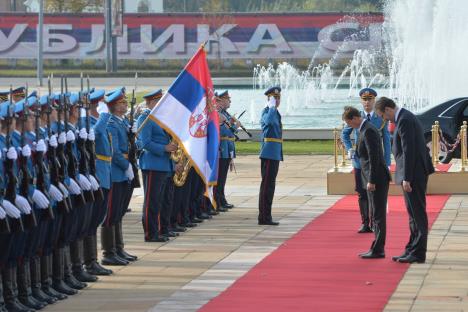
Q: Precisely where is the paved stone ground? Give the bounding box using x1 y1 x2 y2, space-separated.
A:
41 155 468 312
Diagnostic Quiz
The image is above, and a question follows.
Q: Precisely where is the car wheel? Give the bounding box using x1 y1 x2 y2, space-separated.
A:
425 133 453 164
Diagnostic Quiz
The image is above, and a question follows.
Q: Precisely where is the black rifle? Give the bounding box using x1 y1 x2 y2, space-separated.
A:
128 73 141 188
46 76 70 213
4 86 24 232
84 75 104 201
18 86 38 229
76 74 95 203
222 109 252 138
32 95 54 220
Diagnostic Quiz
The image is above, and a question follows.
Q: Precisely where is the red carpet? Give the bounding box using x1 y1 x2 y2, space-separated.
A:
200 195 450 312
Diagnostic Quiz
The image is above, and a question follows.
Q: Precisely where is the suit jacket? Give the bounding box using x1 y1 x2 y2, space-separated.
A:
357 121 391 187
392 108 435 184
342 110 391 169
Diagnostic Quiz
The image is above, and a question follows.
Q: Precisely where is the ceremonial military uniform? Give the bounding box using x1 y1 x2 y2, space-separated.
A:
137 90 174 242
102 88 137 266
216 90 237 211
341 88 391 233
258 87 283 226
80 89 113 276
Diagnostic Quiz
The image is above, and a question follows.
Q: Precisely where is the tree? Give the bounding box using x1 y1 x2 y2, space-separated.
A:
45 0 102 13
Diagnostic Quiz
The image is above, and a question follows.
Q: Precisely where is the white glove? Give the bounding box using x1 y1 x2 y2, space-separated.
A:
58 132 66 144
77 174 92 191
347 149 355 160
88 175 100 191
67 178 81 195
66 130 75 142
15 195 32 215
7 147 18 160
79 128 87 140
130 123 138 134
49 134 58 148
32 189 50 209
48 184 64 202
88 128 95 141
21 145 31 157
1 200 21 219
35 139 47 153
0 206 6 219
125 164 134 181
97 102 109 114
80 108 87 118
58 182 69 198
267 97 276 109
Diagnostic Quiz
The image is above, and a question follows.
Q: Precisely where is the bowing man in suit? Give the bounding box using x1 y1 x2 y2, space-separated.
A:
341 88 391 233
342 106 391 259
375 97 435 264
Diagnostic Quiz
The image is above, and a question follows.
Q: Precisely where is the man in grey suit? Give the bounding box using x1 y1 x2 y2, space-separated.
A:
342 106 391 258
375 97 435 263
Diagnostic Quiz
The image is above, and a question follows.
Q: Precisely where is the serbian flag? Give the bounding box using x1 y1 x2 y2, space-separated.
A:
146 45 220 205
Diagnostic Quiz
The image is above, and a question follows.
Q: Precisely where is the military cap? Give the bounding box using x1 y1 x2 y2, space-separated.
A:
105 89 125 105
28 91 37 98
14 96 36 115
68 93 80 106
105 87 126 97
0 101 12 119
89 89 105 103
39 94 52 107
216 90 229 98
264 86 281 96
143 89 163 101
359 88 377 98
0 91 9 102
12 86 26 97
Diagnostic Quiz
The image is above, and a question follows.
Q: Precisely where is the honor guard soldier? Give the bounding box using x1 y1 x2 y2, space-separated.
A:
137 89 177 242
0 99 25 312
258 86 283 226
341 88 391 233
216 90 237 211
102 88 137 266
81 89 114 276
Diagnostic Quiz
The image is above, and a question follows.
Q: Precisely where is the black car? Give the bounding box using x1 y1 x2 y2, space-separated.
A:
416 97 468 163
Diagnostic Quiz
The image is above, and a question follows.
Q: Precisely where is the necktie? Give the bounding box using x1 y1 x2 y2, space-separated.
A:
366 113 371 121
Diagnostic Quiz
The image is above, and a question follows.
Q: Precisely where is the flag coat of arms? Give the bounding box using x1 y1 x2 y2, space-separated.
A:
146 46 220 199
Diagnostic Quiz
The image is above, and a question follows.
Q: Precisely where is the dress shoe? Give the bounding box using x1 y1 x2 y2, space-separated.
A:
198 213 212 220
191 217 203 223
183 222 198 228
357 224 373 233
162 231 179 238
397 255 425 263
359 251 385 259
218 207 228 212
85 261 113 276
73 267 98 283
145 236 169 242
101 254 129 266
222 203 234 209
117 249 138 262
391 252 409 262
171 225 187 232
258 220 280 226
208 210 219 216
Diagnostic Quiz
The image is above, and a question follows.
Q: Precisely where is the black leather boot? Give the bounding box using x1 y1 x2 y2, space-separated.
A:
115 222 137 262
71 239 98 283
18 259 47 310
0 271 9 312
101 225 128 266
3 266 35 312
41 254 67 300
64 245 87 289
51 248 78 296
30 256 57 304
84 235 113 275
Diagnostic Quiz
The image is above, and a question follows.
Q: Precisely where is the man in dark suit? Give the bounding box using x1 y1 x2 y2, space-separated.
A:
342 106 391 258
375 97 435 263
